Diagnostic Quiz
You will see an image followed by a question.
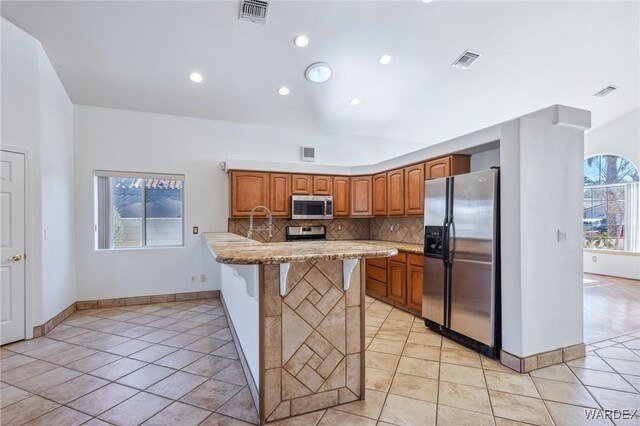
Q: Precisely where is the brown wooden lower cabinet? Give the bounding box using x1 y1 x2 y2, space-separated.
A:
366 251 423 315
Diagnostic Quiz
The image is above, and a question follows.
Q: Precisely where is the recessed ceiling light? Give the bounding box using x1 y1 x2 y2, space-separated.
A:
294 35 309 48
305 63 332 83
349 98 361 106
379 54 392 65
189 72 203 83
278 86 290 96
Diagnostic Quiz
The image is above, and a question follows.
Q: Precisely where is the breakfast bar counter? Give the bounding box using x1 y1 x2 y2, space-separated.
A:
203 232 397 424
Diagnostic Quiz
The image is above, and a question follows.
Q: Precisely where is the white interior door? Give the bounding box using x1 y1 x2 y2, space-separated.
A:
1 150 26 344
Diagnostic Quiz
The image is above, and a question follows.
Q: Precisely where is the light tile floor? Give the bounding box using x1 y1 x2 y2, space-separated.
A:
2 296 639 425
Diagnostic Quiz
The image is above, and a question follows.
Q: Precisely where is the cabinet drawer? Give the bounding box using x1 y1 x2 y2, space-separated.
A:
408 253 423 266
367 265 387 282
366 277 387 298
367 257 388 269
390 252 407 263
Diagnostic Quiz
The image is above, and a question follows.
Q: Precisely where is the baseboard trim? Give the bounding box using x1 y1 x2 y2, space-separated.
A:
32 302 76 338
501 343 586 373
76 290 220 310
32 290 221 338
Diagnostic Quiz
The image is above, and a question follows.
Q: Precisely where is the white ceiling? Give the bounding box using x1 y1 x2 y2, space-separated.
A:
2 1 639 147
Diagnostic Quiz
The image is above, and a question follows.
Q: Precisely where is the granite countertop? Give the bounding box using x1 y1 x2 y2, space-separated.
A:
353 240 423 255
203 232 399 265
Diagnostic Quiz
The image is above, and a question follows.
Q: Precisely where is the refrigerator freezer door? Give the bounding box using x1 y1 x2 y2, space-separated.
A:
423 177 448 324
449 170 497 346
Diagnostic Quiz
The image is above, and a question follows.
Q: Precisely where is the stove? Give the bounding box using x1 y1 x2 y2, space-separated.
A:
285 225 327 242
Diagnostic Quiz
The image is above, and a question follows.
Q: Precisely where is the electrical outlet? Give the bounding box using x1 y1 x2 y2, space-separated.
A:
557 229 567 243
389 224 394 231
200 274 206 283
337 224 342 230
592 255 598 263
190 275 196 283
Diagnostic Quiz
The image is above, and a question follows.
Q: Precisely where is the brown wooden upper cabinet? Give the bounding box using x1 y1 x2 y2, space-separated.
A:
291 174 313 195
387 168 405 216
313 176 333 196
269 173 291 218
333 177 350 217
230 171 269 217
404 163 425 216
425 155 470 180
372 173 387 216
350 176 373 217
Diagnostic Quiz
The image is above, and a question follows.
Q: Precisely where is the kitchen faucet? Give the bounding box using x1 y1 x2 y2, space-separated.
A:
248 205 273 240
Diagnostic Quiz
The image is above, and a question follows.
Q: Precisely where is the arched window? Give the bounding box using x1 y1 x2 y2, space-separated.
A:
584 155 639 252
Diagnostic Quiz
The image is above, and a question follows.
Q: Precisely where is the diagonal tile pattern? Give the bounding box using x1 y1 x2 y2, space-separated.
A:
1 295 639 425
0 298 257 425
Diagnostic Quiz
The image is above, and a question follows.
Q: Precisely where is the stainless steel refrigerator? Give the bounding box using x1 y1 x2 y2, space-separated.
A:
422 168 500 358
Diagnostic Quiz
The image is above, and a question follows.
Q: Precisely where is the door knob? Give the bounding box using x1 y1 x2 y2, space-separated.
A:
9 254 23 262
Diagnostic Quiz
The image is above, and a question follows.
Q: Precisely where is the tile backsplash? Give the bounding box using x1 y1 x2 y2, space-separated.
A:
228 216 423 244
228 218 370 242
370 217 424 244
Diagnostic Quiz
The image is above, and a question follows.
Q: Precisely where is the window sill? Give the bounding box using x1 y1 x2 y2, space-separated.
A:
583 248 640 257
96 245 185 251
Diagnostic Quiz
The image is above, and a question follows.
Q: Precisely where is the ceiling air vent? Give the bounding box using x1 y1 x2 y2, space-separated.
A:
594 85 618 97
239 0 269 24
301 147 316 162
452 50 482 69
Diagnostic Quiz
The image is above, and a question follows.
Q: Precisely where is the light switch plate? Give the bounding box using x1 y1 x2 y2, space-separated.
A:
193 226 199 235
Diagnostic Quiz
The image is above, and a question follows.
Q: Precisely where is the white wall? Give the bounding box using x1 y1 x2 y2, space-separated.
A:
500 115 586 357
73 105 421 300
471 148 501 172
1 18 75 327
583 109 640 279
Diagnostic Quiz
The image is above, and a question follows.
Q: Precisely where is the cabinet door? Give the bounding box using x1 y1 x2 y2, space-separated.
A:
333 177 350 217
387 169 405 216
292 175 312 195
373 173 387 216
425 157 451 180
313 176 333 195
388 260 407 304
407 261 423 312
269 173 291 218
350 176 373 217
230 171 269 217
404 163 425 216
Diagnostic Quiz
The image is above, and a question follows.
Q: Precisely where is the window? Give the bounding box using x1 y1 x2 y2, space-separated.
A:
583 155 639 252
95 171 184 249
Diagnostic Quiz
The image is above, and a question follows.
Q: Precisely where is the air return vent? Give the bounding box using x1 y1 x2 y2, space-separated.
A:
452 50 482 69
594 85 618 97
301 147 316 162
239 0 269 24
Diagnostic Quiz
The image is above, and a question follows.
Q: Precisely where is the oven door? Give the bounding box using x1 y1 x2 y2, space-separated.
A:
291 196 328 219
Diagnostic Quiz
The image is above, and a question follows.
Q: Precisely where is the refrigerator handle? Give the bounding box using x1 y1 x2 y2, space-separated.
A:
442 216 449 265
448 219 455 264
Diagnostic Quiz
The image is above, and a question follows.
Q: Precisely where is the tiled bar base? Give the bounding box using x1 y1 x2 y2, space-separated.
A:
260 259 364 423
501 343 587 373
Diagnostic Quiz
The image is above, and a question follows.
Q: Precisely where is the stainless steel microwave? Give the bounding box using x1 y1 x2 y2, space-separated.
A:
291 195 333 220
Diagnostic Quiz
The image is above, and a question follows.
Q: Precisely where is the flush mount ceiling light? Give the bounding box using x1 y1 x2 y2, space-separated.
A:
294 34 309 48
189 72 203 83
422 0 433 3
349 98 361 106
278 86 290 95
305 63 332 83
379 54 392 65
